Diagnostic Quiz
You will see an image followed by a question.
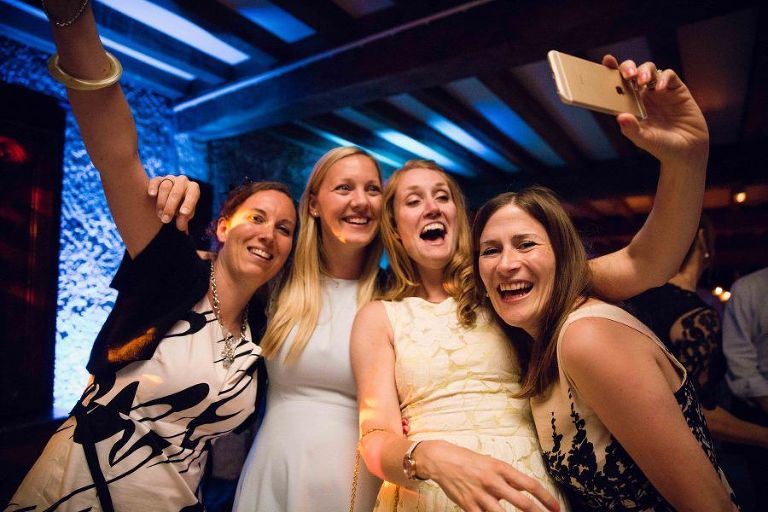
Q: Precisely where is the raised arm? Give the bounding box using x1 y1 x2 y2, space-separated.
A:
561 317 735 511
351 302 559 512
589 56 709 300
46 1 161 257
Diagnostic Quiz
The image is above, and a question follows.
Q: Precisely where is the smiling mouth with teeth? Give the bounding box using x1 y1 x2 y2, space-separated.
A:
248 247 273 260
344 216 370 225
498 282 533 299
420 222 446 241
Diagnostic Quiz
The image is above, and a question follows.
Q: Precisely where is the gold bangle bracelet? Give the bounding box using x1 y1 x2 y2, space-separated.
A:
47 51 123 91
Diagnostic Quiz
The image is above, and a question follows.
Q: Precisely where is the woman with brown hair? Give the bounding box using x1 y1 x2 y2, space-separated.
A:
473 187 738 510
8 2 296 510
352 56 715 511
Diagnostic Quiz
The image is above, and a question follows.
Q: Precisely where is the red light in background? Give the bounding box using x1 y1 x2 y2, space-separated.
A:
0 135 30 164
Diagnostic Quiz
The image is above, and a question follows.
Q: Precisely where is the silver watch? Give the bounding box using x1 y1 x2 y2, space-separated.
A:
402 440 427 480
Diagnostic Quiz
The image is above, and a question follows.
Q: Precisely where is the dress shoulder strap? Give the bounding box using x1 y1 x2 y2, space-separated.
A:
556 301 687 384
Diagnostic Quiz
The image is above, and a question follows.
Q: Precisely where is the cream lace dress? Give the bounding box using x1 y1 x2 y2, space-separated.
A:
373 297 569 512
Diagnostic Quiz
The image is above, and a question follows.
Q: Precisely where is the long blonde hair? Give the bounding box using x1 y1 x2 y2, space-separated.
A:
380 160 477 327
260 147 384 362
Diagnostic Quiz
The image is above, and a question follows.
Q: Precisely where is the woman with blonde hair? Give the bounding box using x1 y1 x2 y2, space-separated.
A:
233 146 386 511
352 56 713 511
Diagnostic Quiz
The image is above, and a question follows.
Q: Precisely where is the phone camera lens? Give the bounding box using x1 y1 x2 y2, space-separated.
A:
616 86 625 95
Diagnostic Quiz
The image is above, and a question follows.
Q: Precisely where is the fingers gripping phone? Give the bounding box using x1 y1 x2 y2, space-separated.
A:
548 50 647 119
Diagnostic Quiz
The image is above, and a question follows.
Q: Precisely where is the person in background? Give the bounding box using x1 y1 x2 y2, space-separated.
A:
629 219 768 449
722 266 768 511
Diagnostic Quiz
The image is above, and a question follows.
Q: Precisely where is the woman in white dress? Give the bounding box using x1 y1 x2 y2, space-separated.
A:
7 2 296 510
352 55 711 512
233 146 385 511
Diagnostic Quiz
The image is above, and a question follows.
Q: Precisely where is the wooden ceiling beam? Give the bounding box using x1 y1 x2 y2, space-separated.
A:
457 135 768 206
741 5 768 141
303 113 416 166
88 2 231 85
411 86 545 176
152 0 295 63
268 0 355 44
175 0 761 137
355 101 508 180
0 1 190 97
478 70 589 169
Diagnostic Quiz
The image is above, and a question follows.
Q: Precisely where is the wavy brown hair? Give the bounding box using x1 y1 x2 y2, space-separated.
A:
471 187 592 398
380 160 477 327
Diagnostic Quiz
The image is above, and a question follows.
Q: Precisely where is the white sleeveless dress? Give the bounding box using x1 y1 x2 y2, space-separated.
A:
233 277 380 511
374 297 569 511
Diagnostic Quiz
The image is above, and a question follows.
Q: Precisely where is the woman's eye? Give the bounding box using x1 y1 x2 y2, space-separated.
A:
250 215 265 224
436 194 450 203
335 184 351 192
480 247 499 256
277 225 291 236
518 241 537 250
366 184 382 194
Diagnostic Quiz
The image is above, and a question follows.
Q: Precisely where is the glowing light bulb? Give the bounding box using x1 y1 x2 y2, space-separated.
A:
734 191 747 203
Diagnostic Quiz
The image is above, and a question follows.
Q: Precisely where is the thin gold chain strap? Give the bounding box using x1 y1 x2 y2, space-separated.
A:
350 428 388 512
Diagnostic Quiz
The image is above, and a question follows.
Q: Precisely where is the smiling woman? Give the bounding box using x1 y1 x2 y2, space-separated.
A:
472 187 738 511
6 2 297 510
232 146 386 512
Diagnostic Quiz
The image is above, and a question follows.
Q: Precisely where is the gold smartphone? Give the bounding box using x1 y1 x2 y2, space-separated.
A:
547 50 646 119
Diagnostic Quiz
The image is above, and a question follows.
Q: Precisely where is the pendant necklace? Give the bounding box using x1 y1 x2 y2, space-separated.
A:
209 261 248 368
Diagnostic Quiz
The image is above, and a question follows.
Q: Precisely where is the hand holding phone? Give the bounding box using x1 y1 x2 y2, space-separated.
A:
548 50 647 119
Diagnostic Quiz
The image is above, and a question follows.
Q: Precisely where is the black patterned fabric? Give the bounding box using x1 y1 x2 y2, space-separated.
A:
531 302 739 511
628 283 726 409
543 380 733 510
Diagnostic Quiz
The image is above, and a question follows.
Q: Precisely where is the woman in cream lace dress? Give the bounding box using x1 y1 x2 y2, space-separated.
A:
352 55 711 511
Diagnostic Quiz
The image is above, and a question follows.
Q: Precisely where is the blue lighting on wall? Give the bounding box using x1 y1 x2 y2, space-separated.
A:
95 0 250 65
447 78 564 167
387 94 517 172
232 0 315 43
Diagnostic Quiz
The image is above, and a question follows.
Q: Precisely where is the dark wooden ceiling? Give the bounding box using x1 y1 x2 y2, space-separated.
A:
2 0 766 287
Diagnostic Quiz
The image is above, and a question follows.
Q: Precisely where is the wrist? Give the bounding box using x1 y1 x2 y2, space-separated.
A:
658 143 709 172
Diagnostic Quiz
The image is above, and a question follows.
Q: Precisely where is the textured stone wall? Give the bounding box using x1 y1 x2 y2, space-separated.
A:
208 130 323 214
1 35 207 410
1 34 327 411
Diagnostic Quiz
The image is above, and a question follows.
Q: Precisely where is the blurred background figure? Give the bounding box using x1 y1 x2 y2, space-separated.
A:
722 266 768 511
629 220 768 511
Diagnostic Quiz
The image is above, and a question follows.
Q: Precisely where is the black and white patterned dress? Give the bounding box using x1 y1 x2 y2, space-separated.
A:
530 302 738 511
8 297 260 511
6 226 265 512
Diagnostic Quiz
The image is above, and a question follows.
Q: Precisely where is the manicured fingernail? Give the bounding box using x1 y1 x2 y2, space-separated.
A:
149 190 157 196
656 78 665 90
641 71 650 83
180 207 190 215
161 214 171 223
